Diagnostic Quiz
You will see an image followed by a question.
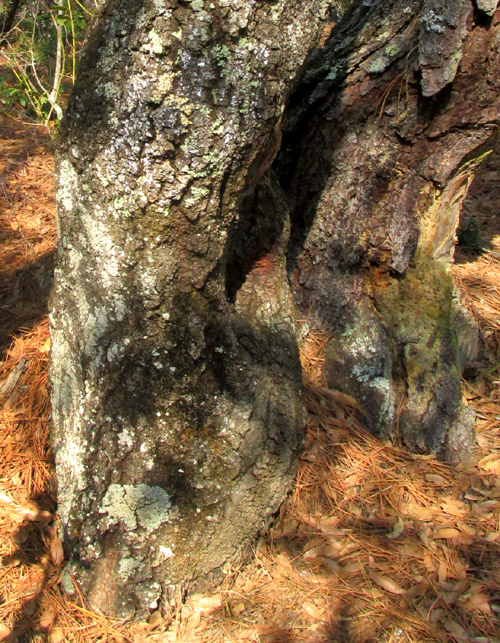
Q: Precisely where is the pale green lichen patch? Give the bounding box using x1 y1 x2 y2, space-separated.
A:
52 0 345 618
101 484 172 533
153 0 168 13
149 29 165 54
119 556 142 580
369 55 390 74
140 28 168 55
56 158 78 213
189 0 205 12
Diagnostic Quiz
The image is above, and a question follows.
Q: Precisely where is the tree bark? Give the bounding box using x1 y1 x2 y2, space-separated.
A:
277 0 500 459
0 0 21 39
50 0 343 618
50 0 500 619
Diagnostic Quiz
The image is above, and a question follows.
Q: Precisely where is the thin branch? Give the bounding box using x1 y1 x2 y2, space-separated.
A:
46 4 64 122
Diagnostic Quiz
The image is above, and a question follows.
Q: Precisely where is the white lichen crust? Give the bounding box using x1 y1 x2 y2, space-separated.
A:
50 0 347 619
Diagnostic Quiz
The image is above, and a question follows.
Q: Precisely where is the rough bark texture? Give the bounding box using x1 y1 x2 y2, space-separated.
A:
51 0 500 619
277 0 500 458
50 0 344 619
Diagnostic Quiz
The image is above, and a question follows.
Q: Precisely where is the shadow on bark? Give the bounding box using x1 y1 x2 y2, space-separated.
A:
455 131 500 264
54 256 304 613
272 0 500 456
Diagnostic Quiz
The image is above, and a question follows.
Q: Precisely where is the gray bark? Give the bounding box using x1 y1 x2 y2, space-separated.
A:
50 0 344 619
476 0 498 16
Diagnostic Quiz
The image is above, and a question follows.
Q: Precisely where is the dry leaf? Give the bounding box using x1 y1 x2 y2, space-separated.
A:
133 635 149 643
464 591 493 615
186 610 201 631
400 542 421 557
0 359 26 398
443 619 470 642
479 459 500 475
304 542 340 560
452 559 468 580
270 519 298 540
401 503 437 521
368 570 406 595
39 606 56 629
300 515 346 537
464 491 483 502
428 607 446 624
385 516 404 539
341 561 362 576
457 521 477 537
147 610 163 630
231 601 245 616
477 499 499 510
0 624 11 639
50 537 64 567
425 474 447 485
476 433 490 448
345 473 361 488
423 552 435 573
478 453 500 468
303 601 325 621
472 502 495 517
192 594 222 615
433 527 460 540
40 338 51 353
50 629 65 643
29 509 52 523
440 580 468 605
441 497 469 517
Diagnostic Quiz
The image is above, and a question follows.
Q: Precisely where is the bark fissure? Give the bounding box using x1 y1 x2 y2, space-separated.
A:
51 0 500 619
51 0 345 618
274 0 500 454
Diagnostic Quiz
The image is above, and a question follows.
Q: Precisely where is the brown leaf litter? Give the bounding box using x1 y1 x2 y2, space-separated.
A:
0 118 499 642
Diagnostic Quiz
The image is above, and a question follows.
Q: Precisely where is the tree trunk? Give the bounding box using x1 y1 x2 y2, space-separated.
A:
277 0 500 459
50 0 343 618
0 0 21 39
50 0 500 619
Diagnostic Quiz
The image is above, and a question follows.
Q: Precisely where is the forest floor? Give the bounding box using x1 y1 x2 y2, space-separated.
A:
0 114 499 643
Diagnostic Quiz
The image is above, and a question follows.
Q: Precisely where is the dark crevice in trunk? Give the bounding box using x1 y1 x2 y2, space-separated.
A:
225 174 289 303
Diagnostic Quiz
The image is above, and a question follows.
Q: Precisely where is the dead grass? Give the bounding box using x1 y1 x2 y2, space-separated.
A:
0 116 499 642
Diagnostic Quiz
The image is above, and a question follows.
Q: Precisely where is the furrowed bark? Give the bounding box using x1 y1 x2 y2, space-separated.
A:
50 0 344 618
278 0 500 459
51 0 500 619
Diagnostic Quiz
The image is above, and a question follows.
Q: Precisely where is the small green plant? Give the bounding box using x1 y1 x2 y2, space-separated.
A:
0 76 29 108
0 0 92 125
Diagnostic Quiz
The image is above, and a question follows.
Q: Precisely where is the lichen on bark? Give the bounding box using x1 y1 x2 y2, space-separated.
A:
51 0 346 618
51 0 500 619
275 0 500 459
